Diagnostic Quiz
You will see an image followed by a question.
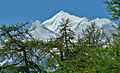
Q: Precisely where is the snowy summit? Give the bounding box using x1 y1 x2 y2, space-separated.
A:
30 11 117 41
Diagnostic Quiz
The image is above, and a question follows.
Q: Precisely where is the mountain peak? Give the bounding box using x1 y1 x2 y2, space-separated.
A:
55 10 70 17
35 20 41 24
58 10 68 14
31 11 117 41
31 20 42 28
42 11 71 25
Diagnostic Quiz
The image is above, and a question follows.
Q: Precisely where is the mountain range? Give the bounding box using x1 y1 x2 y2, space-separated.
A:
30 11 118 41
0 11 118 66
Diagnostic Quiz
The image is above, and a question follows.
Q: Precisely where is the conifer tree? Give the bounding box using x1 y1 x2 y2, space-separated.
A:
104 0 120 72
63 22 111 72
44 19 75 73
56 18 75 61
81 22 110 48
0 22 46 73
104 0 120 20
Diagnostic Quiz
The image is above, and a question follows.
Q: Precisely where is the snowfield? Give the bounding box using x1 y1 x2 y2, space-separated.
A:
31 11 118 41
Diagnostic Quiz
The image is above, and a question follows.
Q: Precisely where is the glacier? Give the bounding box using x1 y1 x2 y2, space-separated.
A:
30 20 56 41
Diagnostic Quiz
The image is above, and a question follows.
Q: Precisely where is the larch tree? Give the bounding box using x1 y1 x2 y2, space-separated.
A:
0 22 46 73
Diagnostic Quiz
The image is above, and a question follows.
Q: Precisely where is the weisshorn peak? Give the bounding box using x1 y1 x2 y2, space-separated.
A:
31 11 117 40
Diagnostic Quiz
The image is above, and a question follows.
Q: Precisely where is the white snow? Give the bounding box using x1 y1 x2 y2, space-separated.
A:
0 10 118 66
30 11 118 41
42 11 89 33
30 20 56 41
0 58 12 66
0 59 8 66
41 11 117 39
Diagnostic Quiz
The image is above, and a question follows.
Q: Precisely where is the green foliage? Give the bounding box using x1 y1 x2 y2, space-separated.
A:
44 19 75 73
81 22 110 48
61 22 112 73
44 20 116 73
109 22 120 72
0 23 46 73
57 18 75 60
104 0 120 20
103 1 120 72
0 7 120 72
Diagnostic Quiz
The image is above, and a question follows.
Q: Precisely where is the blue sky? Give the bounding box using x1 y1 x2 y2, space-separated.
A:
0 0 111 25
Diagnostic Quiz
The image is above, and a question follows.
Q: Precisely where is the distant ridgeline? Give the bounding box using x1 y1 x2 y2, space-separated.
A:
30 11 118 41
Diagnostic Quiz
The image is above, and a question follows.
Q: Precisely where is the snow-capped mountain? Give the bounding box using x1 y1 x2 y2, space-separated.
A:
42 11 88 32
0 11 118 66
30 20 56 41
31 11 118 40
